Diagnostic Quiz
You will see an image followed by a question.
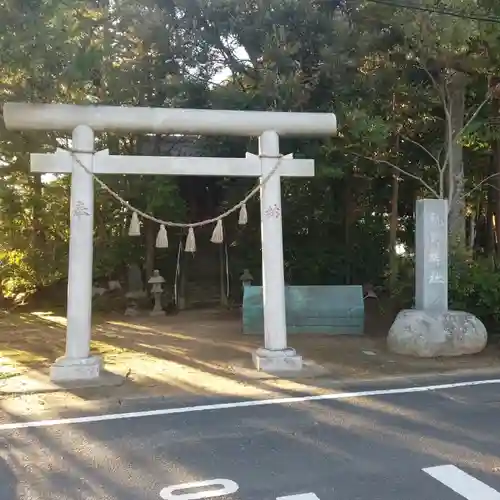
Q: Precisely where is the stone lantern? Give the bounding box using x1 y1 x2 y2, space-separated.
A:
148 270 166 316
240 269 253 291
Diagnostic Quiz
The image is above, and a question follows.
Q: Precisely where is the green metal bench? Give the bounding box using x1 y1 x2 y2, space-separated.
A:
242 285 364 335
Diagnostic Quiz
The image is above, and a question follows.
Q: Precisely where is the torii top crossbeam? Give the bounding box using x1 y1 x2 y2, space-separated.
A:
3 102 337 137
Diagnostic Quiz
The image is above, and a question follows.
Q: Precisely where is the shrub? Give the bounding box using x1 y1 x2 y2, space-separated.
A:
448 253 500 328
389 252 500 329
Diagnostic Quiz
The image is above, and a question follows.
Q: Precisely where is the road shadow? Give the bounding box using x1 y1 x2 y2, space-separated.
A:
0 452 18 499
3 382 500 498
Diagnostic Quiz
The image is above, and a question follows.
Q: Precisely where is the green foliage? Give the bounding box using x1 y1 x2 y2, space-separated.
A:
0 249 38 298
1 0 500 327
390 252 500 328
0 248 66 298
449 254 500 327
387 254 416 309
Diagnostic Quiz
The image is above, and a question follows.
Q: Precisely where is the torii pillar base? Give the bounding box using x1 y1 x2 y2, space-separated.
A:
252 348 303 373
50 355 102 383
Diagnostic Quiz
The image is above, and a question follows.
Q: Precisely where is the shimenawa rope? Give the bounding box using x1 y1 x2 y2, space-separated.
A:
64 146 283 252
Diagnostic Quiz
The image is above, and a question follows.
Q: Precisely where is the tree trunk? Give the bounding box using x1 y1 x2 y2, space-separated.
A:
491 79 500 261
468 213 475 251
388 173 400 294
178 249 187 310
486 193 496 256
144 218 155 281
446 70 467 247
343 171 354 285
219 243 228 307
30 173 45 250
388 126 400 294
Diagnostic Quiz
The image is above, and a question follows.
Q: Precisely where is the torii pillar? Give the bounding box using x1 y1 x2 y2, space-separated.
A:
3 103 337 381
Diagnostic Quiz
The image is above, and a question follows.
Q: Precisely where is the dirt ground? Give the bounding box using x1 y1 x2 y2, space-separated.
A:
1 303 499 413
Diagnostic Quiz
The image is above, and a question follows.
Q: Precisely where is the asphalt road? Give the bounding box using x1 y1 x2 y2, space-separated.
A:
2 376 500 499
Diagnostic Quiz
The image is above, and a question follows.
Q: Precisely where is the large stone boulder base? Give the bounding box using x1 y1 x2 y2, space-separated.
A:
387 309 487 357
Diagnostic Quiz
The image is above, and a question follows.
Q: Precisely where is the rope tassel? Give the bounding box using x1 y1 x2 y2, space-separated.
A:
238 203 248 225
128 212 141 236
155 224 169 248
185 227 196 253
68 150 283 247
210 219 224 244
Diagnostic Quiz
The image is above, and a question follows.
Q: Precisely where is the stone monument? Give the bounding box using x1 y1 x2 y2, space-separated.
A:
240 269 253 291
124 263 146 316
388 199 487 357
148 269 166 316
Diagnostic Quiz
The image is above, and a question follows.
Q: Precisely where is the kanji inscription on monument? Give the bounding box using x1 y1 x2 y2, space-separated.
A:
415 199 448 311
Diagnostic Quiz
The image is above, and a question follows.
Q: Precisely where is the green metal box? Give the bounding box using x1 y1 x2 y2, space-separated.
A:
242 285 364 335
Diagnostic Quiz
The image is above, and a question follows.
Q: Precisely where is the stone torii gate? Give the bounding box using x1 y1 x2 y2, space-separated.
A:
3 103 337 382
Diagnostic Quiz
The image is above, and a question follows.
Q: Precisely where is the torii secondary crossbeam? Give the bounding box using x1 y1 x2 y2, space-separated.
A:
3 102 337 382
31 149 314 177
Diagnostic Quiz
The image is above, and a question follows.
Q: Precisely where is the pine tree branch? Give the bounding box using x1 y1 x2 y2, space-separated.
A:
401 135 441 168
346 151 439 198
461 172 500 200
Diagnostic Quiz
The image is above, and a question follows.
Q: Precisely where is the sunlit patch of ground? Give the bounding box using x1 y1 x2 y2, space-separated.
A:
0 308 499 414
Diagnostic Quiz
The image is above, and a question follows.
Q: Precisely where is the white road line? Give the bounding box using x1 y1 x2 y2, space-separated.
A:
0 377 499 431
277 494 320 499
423 465 500 499
159 478 239 500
